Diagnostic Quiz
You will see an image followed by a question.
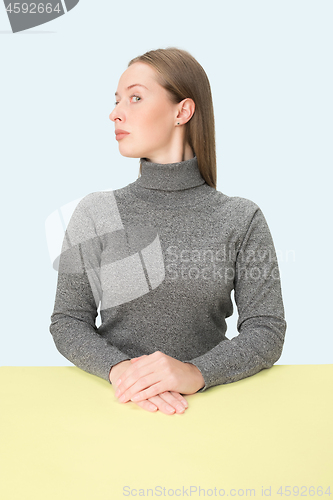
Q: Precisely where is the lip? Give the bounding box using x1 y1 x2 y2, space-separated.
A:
115 129 130 141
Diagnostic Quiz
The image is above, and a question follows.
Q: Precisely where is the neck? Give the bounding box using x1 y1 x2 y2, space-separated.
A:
136 155 206 192
144 142 195 165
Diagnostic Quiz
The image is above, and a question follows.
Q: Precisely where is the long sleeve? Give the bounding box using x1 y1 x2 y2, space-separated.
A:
50 165 287 394
188 207 287 392
49 194 131 383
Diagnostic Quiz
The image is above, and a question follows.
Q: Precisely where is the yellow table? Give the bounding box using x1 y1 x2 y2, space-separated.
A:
1 365 332 500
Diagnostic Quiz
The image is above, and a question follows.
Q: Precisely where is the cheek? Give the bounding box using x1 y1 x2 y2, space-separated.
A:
141 108 173 142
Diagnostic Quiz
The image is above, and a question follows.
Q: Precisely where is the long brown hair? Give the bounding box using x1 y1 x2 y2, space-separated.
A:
128 47 217 189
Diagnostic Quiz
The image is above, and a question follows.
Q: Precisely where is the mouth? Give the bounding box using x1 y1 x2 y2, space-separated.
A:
115 130 130 141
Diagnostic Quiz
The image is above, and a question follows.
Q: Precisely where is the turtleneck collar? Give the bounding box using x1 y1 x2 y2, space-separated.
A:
135 155 206 192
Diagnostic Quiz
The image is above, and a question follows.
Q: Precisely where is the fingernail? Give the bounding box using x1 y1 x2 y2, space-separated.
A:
181 400 188 408
166 405 175 413
176 405 185 413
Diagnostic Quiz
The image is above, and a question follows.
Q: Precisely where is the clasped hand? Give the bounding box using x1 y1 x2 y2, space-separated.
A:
114 351 205 406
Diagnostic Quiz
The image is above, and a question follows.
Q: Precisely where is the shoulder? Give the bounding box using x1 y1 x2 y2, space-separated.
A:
206 190 270 251
72 190 124 234
225 193 260 215
73 189 120 217
76 189 116 208
213 189 261 222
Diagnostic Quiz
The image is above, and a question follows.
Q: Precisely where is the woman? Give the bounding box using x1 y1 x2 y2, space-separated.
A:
50 47 286 416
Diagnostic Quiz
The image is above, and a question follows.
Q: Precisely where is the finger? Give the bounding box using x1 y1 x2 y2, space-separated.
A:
134 399 158 413
116 368 162 402
120 379 164 404
158 392 187 414
147 395 178 415
130 355 147 364
115 355 156 387
113 383 158 413
168 391 189 408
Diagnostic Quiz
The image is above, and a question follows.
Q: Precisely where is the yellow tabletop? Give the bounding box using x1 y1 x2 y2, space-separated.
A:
1 365 332 500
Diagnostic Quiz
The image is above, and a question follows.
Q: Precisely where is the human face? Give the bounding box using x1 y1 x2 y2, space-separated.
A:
109 62 181 163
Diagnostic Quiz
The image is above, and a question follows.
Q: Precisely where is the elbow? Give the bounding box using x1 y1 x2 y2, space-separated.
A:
239 315 287 369
266 339 284 368
49 316 73 359
259 316 287 368
49 322 65 356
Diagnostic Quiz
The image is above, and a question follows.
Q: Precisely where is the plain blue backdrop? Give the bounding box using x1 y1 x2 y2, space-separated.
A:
1 0 332 367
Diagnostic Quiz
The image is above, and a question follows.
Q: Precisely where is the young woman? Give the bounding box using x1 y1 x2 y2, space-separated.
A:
50 47 286 416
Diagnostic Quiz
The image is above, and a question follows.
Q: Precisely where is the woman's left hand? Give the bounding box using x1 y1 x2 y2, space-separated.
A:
114 351 205 404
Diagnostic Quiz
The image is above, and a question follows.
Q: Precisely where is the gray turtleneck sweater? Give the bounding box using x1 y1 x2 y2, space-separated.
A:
49 156 286 392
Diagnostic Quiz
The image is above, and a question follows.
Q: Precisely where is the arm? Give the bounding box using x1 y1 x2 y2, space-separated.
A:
50 194 189 414
188 207 287 392
110 204 286 403
49 194 131 383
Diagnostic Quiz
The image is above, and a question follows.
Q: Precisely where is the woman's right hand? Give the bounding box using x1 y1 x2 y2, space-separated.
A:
109 360 188 415
137 391 188 415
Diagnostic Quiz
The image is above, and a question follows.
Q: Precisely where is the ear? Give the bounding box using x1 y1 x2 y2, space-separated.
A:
176 98 195 125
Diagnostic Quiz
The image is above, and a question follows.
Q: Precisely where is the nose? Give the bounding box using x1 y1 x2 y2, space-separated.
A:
109 104 124 123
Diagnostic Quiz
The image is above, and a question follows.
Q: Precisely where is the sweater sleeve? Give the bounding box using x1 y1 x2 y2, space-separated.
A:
187 206 287 393
49 194 131 384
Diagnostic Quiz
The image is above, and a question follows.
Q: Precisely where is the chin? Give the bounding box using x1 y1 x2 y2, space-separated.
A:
119 151 142 159
118 145 147 159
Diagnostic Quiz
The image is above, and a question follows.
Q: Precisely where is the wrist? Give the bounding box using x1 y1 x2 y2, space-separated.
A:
187 363 205 392
109 360 131 385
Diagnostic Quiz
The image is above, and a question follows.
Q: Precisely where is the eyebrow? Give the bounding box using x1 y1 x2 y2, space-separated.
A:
115 84 148 97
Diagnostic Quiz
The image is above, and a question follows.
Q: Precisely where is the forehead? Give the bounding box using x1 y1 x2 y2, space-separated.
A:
117 62 159 90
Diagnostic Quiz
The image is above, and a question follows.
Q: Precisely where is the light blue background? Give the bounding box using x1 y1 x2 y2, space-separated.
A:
1 0 332 367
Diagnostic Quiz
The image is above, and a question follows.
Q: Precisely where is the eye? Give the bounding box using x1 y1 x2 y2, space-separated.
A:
114 101 119 106
130 95 141 103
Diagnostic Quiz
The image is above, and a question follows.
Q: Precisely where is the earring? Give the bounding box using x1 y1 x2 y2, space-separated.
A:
177 122 180 125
